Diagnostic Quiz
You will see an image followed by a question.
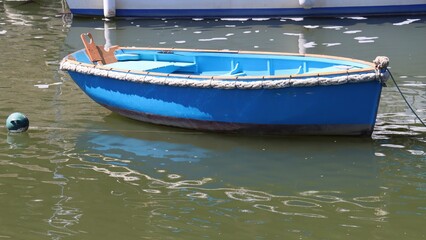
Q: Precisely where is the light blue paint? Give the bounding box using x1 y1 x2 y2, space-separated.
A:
83 49 370 76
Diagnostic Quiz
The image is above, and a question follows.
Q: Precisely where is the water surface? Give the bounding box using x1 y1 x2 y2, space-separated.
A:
0 2 425 239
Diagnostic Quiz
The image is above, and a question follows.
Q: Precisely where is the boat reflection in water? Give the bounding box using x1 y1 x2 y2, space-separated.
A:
70 115 388 225
73 116 382 195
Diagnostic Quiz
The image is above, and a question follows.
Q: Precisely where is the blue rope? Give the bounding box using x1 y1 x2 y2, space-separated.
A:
388 70 426 127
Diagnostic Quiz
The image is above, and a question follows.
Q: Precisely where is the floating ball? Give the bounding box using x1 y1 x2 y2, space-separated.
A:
6 112 29 133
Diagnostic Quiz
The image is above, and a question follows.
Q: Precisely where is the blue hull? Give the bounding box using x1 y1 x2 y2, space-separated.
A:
68 71 382 135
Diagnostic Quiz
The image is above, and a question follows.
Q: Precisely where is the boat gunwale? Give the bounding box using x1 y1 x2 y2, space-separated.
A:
63 46 376 81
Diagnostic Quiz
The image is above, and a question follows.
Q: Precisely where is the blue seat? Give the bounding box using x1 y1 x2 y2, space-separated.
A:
105 60 195 73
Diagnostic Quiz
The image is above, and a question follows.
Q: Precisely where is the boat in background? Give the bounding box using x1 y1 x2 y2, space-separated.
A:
60 33 389 136
64 0 426 18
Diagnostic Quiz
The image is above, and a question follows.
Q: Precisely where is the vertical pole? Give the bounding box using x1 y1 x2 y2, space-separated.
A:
103 0 116 18
299 0 314 9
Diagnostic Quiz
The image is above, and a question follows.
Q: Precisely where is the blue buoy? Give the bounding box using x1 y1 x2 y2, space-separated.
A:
6 112 29 133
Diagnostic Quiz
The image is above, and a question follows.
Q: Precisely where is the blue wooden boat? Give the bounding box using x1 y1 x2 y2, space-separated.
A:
60 33 390 135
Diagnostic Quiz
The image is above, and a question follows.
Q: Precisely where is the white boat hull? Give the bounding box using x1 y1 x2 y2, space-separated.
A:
65 0 426 18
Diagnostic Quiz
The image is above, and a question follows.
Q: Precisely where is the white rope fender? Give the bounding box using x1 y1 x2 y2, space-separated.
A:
60 57 389 90
373 56 390 85
373 56 389 69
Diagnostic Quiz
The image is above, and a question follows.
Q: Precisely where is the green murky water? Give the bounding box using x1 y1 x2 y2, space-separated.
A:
0 1 425 239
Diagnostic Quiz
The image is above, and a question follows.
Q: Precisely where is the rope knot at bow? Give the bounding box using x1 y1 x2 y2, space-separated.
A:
373 56 390 86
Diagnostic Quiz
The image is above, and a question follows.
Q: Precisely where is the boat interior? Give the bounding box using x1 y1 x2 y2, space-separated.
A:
72 33 371 78
73 48 371 78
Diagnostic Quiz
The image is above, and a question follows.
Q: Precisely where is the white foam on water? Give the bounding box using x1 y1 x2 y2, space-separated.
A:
95 27 116 30
322 43 341 47
353 196 381 203
282 17 304 22
358 40 375 43
192 18 204 21
283 33 302 36
225 25 236 28
175 40 186 44
142 189 161 193
240 209 254 213
304 25 319 29
402 83 426 87
393 19 420 26
340 224 360 228
252 18 270 21
225 33 234 36
344 30 362 34
226 190 271 202
158 42 166 45
355 36 378 43
0 30 6 35
167 174 181 179
381 144 405 149
282 200 321 208
346 16 367 20
303 41 317 48
34 84 49 89
198 37 227 42
374 152 386 157
323 26 344 30
193 31 202 34
187 192 208 199
407 150 425 156
45 60 59 66
34 82 63 89
243 31 252 34
221 18 249 22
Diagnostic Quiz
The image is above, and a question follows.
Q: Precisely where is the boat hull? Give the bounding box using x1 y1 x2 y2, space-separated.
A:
68 71 382 136
65 0 426 18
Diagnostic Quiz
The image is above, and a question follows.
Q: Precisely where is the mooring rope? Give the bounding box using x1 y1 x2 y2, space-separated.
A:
388 70 426 127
